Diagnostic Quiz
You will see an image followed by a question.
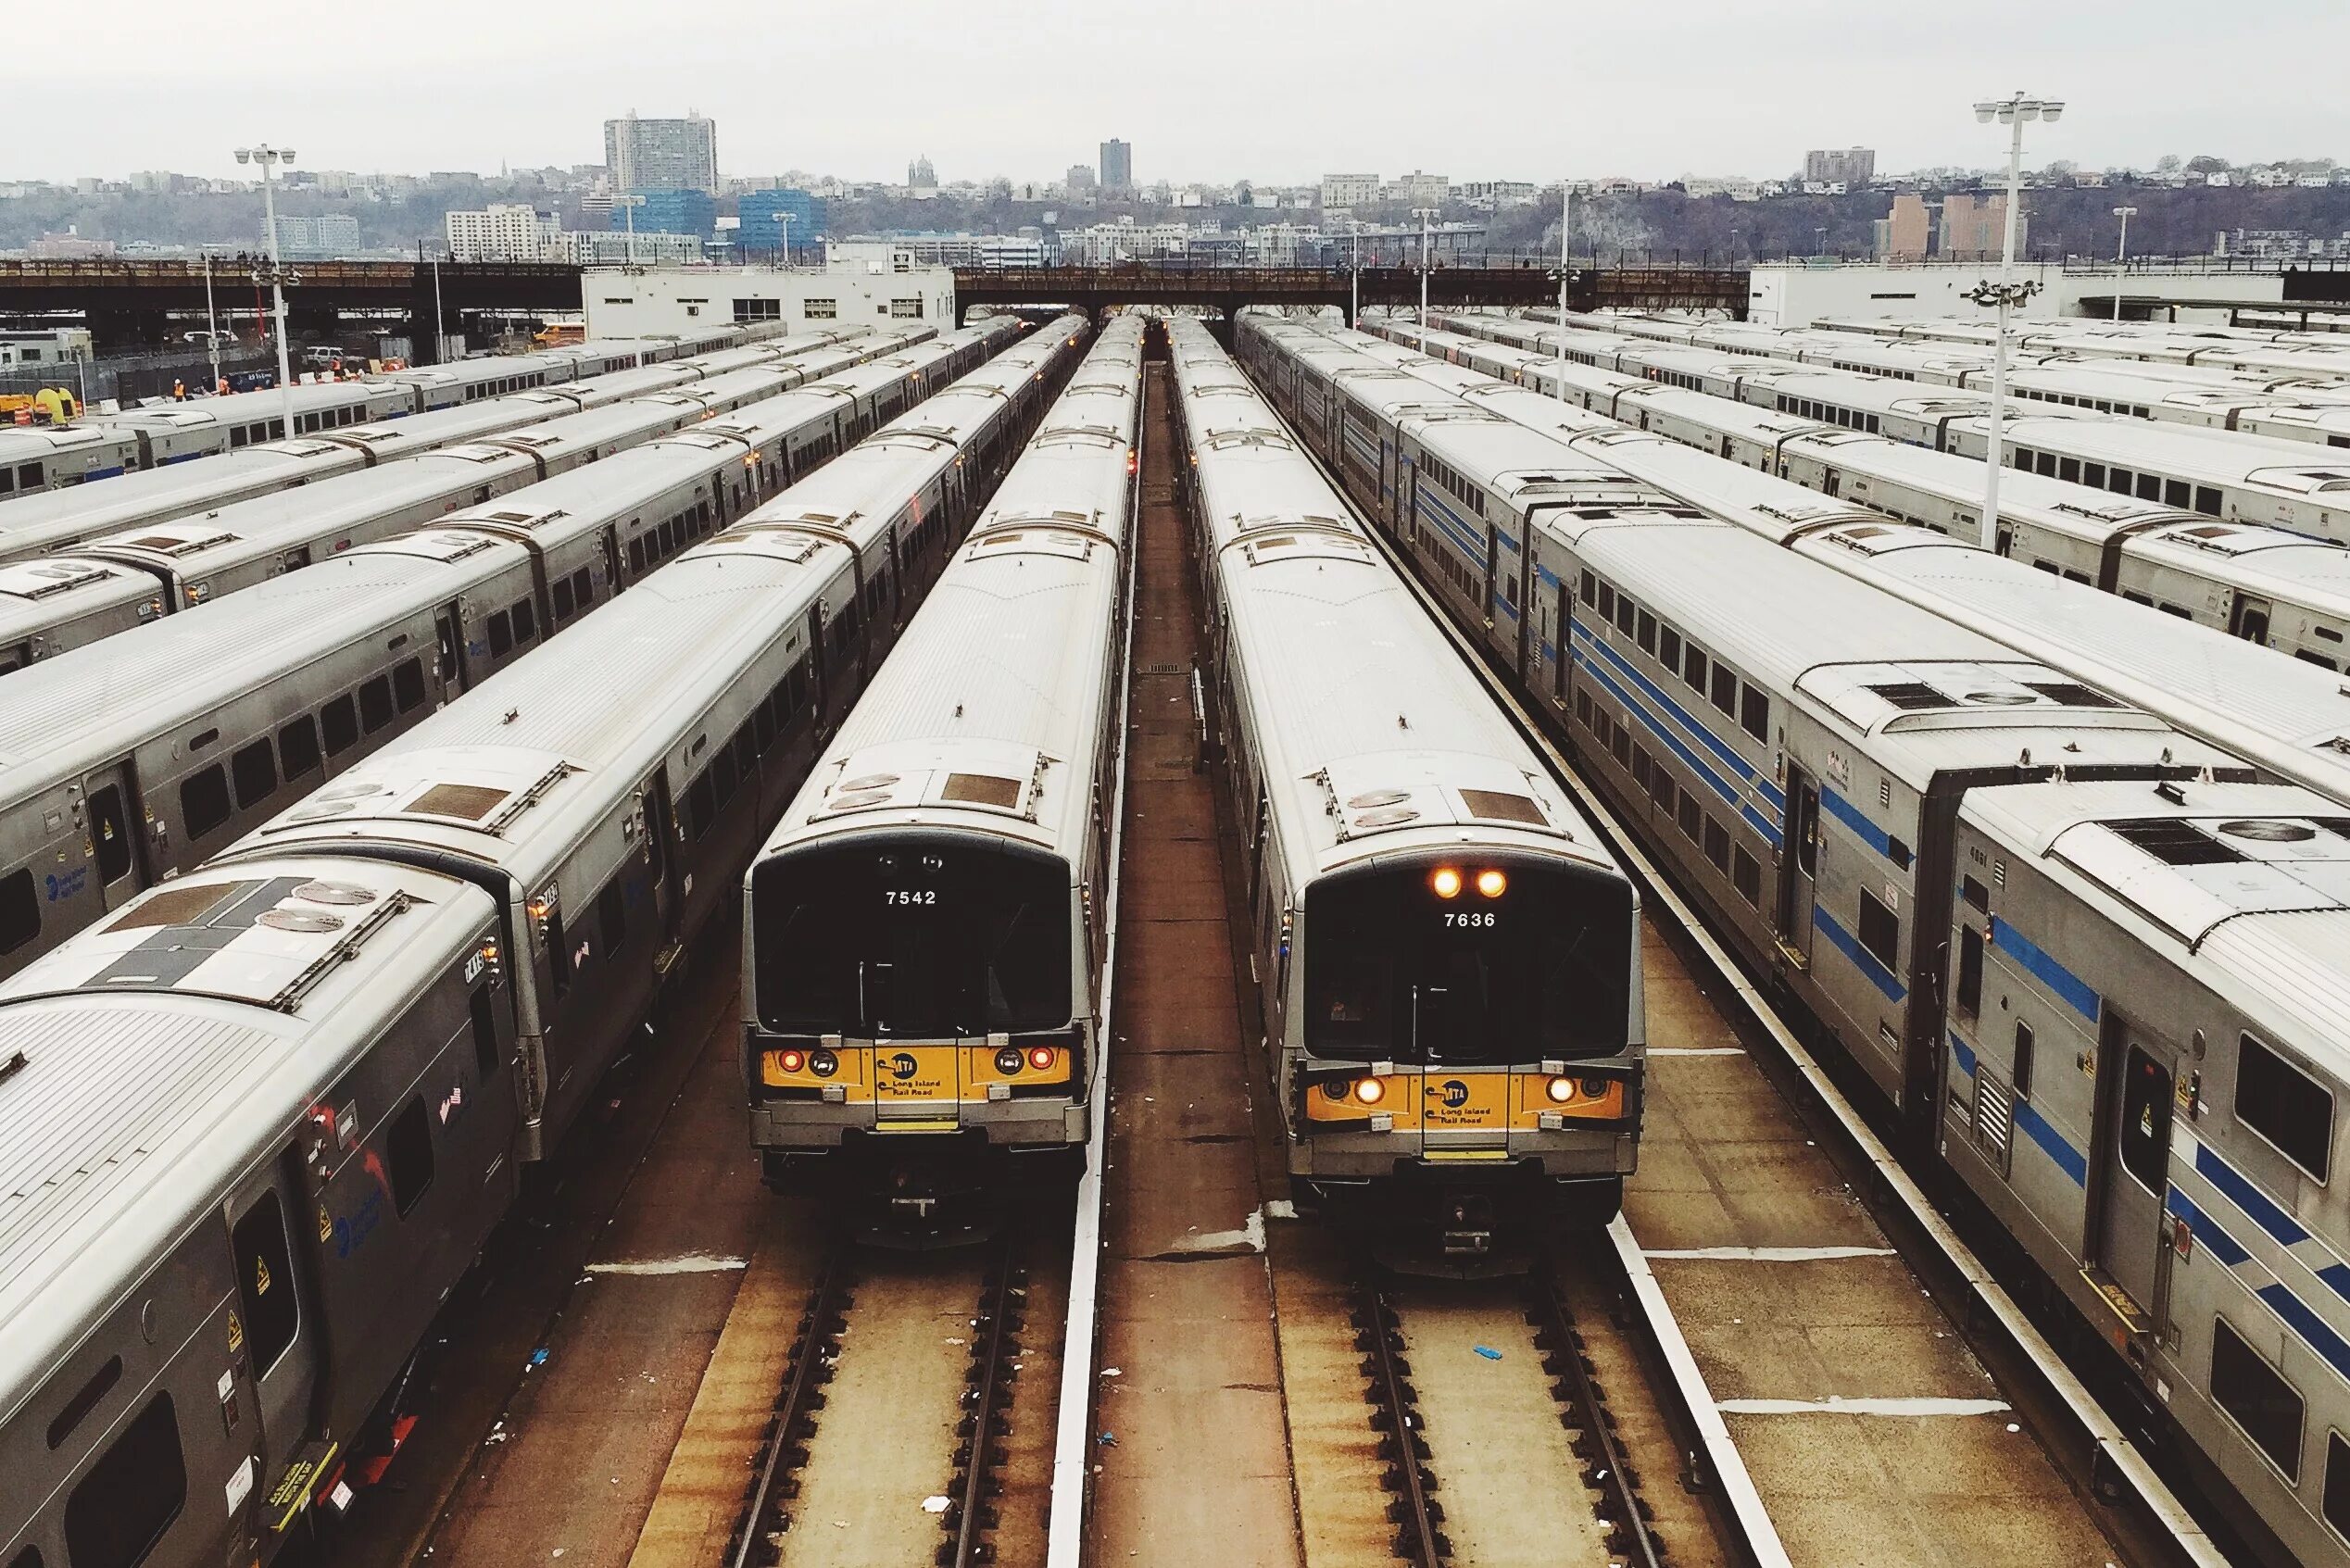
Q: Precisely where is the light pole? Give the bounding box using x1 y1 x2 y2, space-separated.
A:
201 250 222 392
1349 219 1362 327
1964 92 2063 551
1554 180 1572 396
612 194 646 270
2112 205 2138 320
233 143 299 442
771 212 793 270
1412 207 1439 348
1816 225 1828 257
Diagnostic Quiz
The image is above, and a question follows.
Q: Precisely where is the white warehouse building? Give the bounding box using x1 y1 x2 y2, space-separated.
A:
582 252 958 336
1743 259 2289 328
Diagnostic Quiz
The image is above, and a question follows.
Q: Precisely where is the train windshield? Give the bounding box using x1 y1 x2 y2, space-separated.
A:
1301 856 1633 1064
751 834 1072 1038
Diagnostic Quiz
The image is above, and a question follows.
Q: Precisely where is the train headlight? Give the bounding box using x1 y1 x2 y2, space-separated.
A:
1476 869 1507 898
809 1048 838 1078
1353 1076 1387 1106
1544 1075 1577 1104
1430 867 1463 899
996 1045 1025 1074
777 1047 807 1074
1026 1045 1058 1072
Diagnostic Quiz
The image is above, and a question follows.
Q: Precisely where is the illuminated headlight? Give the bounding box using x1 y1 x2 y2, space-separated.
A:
1477 869 1507 898
1026 1045 1058 1072
1545 1075 1577 1104
809 1048 839 1078
777 1047 807 1074
996 1045 1025 1074
1353 1076 1387 1106
1430 867 1463 899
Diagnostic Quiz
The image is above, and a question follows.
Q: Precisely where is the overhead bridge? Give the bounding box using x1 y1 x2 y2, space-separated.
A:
0 259 583 358
950 264 1750 324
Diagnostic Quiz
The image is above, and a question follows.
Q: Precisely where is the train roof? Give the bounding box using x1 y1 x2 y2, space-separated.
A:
0 441 364 558
0 854 495 1420
1963 412 2350 493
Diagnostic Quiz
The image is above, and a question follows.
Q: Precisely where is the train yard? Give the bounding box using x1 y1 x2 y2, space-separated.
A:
13 302 2350 1568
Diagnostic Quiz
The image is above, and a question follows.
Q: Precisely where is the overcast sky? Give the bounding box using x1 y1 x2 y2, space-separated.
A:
12 0 2344 186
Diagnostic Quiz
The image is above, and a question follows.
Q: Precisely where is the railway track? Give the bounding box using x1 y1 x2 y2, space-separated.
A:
725 1229 1032 1568
1348 1253 1672 1568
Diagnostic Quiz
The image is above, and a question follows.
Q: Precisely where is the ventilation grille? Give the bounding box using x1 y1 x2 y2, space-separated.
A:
942 772 1021 809
1972 1069 2016 1176
1460 788 1546 826
408 784 510 822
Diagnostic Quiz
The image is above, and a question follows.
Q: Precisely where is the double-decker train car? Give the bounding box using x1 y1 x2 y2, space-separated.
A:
1245 312 2350 1568
1174 317 1644 1260
0 316 1085 1568
745 316 1144 1217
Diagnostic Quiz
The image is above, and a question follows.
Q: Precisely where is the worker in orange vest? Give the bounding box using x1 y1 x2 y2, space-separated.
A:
172 379 186 400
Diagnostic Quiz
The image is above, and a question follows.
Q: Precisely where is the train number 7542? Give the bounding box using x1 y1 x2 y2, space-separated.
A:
884 890 938 905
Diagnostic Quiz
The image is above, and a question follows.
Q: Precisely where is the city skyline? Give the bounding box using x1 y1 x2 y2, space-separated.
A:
6 0 2343 187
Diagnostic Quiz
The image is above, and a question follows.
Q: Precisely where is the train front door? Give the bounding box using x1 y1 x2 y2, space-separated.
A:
224 1152 322 1477
2093 1022 2175 1321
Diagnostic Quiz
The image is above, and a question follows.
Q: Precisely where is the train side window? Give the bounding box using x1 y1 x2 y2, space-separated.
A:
2122 591 2155 606
2194 486 2223 517
628 537 646 574
9 1543 42 1568
231 739 276 809
2013 1022 2035 1098
1613 594 1635 636
63 1391 185 1568
1636 609 1656 654
322 695 359 756
2058 458 2080 484
597 879 628 955
2211 1317 2304 1481
388 1098 434 1218
687 772 716 838
2165 479 2191 509
487 610 513 658
2035 452 2058 478
358 676 395 734
470 985 498 1079
182 766 232 839
394 659 427 713
1732 845 1762 907
2109 468 2134 495
2136 472 2162 501
2083 463 2106 488
1657 625 1681 671
0 869 39 955
571 567 595 610
1681 642 1707 695
2298 651 2341 671
1740 685 1768 742
231 1190 299 1375
1648 762 1674 809
1703 817 1730 872
1596 582 1615 621
1573 690 1593 730
2326 1432 2350 1546
511 599 537 646
2235 1032 2332 1181
1709 664 1736 717
1677 788 1702 844
1857 890 1899 972
552 576 576 622
279 717 321 783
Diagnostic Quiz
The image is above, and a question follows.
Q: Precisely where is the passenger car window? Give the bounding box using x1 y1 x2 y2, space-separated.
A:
181 765 232 839
2236 1033 2332 1181
321 694 359 756
2211 1316 2304 1480
231 739 276 809
0 868 39 954
359 675 395 734
393 658 427 713
1857 890 1899 972
63 1392 185 1568
278 717 321 783
232 1190 300 1375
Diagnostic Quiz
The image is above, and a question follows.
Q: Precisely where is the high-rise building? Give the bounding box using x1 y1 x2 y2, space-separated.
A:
1937 192 2026 259
1066 165 1098 192
1100 139 1132 192
1384 171 1449 207
610 189 717 240
737 189 827 256
604 113 719 194
270 213 361 259
1802 147 1876 188
1319 172 1380 210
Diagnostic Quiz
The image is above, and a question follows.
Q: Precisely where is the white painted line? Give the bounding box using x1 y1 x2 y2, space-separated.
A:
1647 1046 1745 1057
1046 355 1142 1568
1644 1245 1896 1262
1609 1218 1795 1568
1717 1396 2013 1417
582 1253 747 1276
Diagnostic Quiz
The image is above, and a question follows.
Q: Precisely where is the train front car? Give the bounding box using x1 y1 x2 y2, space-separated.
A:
1168 319 1642 1268
746 317 1146 1230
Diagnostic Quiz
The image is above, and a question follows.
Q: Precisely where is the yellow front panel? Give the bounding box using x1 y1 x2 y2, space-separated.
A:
961 1043 1075 1092
1417 1073 1511 1132
1506 1073 1627 1128
873 1045 961 1105
760 1047 874 1103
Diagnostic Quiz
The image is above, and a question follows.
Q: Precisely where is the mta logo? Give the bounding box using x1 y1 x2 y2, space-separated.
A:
889 1052 920 1080
1439 1079 1470 1108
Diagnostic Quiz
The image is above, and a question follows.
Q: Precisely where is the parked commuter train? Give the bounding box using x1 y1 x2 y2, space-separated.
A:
746 317 1145 1220
0 316 1083 1568
1172 318 1645 1260
1244 311 2350 1568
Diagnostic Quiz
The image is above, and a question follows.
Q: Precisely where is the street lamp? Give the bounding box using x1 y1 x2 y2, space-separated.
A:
769 211 794 270
1553 179 1572 397
611 194 647 270
1349 218 1362 327
200 249 223 393
1412 207 1439 348
232 143 299 442
1816 225 1828 257
1964 92 2063 551
2112 205 2139 320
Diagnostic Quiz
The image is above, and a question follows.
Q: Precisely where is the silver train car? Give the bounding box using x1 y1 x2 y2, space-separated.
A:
1244 312 2350 1568
1381 317 2350 671
0 322 1024 984
1174 318 1644 1258
0 328 885 565
0 336 924 669
1811 314 2350 383
0 318 1081 1568
746 316 1143 1213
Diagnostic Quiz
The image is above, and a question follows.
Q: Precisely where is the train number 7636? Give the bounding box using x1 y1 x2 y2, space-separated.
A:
1442 910 1495 928
884 890 938 905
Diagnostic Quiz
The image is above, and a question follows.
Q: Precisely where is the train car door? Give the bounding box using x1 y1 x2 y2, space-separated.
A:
78 763 148 910
2092 1019 2174 1322
1777 768 1820 967
638 771 684 949
223 1152 320 1474
1820 468 1842 499
434 607 468 696
2229 592 2273 645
